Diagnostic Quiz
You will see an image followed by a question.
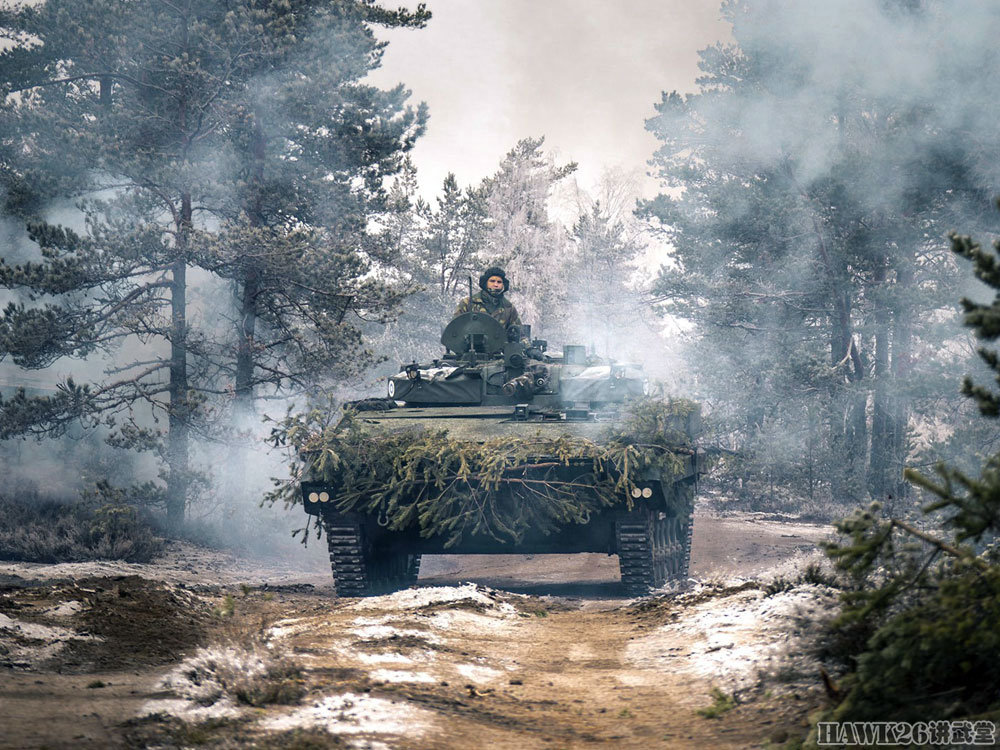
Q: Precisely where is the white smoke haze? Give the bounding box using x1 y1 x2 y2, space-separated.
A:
7 0 1000 558
0 1 426 558
368 136 696 401
664 0 1000 213
622 0 1000 513
0 214 309 559
366 0 733 201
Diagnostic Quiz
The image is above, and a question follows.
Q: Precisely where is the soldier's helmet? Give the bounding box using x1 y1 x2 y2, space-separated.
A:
479 266 510 293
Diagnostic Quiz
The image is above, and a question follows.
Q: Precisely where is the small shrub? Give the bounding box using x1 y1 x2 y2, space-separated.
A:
232 659 305 707
0 493 162 562
167 718 239 746
764 563 842 597
763 577 795 596
165 644 305 708
697 687 736 718
214 595 235 619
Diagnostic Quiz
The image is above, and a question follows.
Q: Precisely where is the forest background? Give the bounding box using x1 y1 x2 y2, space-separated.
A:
4 0 1000 733
0 0 994 562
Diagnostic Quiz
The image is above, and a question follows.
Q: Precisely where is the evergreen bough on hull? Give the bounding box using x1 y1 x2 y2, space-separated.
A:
269 397 697 549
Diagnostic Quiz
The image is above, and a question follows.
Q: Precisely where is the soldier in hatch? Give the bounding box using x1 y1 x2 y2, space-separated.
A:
453 266 523 335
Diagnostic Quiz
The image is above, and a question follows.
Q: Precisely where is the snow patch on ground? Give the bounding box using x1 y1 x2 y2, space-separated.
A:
145 643 298 723
626 583 838 693
268 617 311 639
158 645 267 702
348 741 392 750
348 623 441 643
261 692 432 736
0 611 102 669
454 662 504 683
42 600 84 617
351 583 518 617
423 607 513 632
261 583 519 716
0 612 95 642
370 668 437 683
354 651 416 665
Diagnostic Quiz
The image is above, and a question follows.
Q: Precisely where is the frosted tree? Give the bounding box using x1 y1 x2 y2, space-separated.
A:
479 137 575 338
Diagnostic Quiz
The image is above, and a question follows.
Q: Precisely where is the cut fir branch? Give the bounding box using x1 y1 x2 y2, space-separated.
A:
266 398 693 548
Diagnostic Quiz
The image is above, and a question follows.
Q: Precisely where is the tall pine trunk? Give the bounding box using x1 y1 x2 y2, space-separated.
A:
234 265 259 419
868 258 893 498
234 115 266 419
828 288 866 505
889 263 913 500
226 115 266 518
165 7 194 527
846 383 868 501
165 193 192 527
227 260 258 516
828 291 850 503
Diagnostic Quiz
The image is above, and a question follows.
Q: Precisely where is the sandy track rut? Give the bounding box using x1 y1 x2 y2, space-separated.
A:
0 513 828 748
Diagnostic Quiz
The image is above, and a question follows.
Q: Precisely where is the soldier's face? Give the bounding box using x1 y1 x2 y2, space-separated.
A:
486 276 504 292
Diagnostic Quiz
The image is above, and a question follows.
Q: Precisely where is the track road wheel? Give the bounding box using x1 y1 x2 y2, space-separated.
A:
324 518 421 596
616 505 693 596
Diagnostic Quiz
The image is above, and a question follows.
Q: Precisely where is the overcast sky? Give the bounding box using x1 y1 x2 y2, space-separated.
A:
366 0 732 200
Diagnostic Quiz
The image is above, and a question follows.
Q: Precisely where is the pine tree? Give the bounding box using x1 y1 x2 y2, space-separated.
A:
0 0 427 524
376 139 575 364
376 167 487 365
814 225 1000 730
565 201 645 358
641 0 994 509
201 0 429 420
906 228 1000 538
0 0 248 525
479 137 575 337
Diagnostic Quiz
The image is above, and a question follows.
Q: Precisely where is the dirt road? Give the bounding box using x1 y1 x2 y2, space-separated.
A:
0 513 835 749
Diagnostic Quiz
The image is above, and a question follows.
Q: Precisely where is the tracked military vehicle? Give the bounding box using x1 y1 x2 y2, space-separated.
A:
301 312 703 597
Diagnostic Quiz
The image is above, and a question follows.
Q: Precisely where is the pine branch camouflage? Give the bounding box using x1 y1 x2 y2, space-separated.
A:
267 398 695 548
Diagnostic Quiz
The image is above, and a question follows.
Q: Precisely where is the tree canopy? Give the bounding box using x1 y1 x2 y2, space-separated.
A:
642 0 1000 509
0 0 428 523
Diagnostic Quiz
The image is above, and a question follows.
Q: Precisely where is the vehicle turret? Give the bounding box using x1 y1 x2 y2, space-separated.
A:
386 312 651 414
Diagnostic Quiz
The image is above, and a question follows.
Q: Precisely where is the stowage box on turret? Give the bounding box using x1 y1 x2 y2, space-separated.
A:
300 313 705 596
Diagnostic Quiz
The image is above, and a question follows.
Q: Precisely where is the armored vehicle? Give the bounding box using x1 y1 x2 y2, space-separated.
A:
301 313 703 597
